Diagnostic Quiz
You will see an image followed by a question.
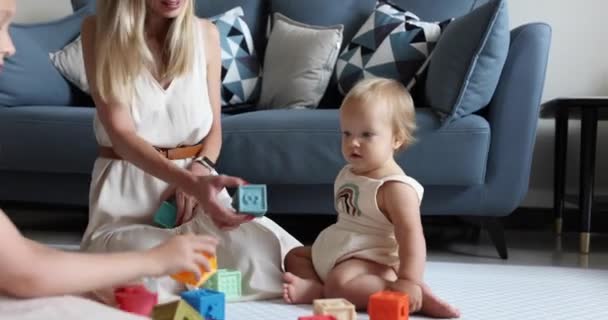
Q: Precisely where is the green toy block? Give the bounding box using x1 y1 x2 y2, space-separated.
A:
232 184 267 217
152 299 203 320
204 269 242 299
154 201 177 228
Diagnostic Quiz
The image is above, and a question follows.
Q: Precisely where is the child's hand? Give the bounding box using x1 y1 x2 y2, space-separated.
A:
146 234 218 278
389 279 423 313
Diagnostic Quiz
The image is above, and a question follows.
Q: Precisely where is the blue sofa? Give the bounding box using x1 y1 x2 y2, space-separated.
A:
0 0 551 258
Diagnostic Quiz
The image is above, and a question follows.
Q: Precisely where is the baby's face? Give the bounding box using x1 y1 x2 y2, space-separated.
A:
340 98 398 174
0 0 16 71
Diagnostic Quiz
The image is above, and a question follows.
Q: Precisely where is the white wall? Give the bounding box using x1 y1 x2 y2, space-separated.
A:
14 0 72 24
12 0 608 208
509 0 608 207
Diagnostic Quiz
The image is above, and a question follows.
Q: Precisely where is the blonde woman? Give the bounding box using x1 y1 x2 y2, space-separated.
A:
0 0 218 299
80 0 302 299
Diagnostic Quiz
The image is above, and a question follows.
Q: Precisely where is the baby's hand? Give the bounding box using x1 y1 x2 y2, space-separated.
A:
146 234 218 278
389 279 423 313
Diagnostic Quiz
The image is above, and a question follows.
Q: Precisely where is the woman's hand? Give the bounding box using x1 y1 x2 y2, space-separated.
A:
185 174 253 230
175 161 213 226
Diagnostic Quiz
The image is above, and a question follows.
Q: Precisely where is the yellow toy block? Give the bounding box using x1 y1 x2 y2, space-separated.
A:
171 254 217 287
313 298 356 320
152 299 203 320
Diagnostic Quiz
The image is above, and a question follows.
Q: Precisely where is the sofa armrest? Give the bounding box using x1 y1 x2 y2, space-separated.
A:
482 23 552 214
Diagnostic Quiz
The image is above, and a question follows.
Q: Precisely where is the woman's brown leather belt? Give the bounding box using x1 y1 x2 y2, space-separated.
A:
98 144 203 160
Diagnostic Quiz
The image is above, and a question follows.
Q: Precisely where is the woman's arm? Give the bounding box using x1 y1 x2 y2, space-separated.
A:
379 182 426 284
196 19 223 164
81 17 197 193
0 210 216 298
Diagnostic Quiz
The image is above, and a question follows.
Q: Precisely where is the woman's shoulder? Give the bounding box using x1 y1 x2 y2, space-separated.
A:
196 17 219 41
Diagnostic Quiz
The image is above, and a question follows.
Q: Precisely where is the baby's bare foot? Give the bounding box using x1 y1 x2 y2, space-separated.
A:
282 272 323 304
420 284 460 318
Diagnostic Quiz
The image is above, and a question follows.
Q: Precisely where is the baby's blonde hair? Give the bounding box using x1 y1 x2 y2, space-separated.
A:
342 78 416 150
95 0 195 105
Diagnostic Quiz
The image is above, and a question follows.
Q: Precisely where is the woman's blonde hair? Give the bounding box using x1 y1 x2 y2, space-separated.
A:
95 0 195 105
342 78 416 150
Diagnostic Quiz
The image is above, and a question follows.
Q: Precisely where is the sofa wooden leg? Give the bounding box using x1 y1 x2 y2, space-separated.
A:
462 216 509 259
482 218 508 260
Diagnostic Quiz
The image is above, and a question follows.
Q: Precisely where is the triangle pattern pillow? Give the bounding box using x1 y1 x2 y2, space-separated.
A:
335 4 451 95
210 7 262 109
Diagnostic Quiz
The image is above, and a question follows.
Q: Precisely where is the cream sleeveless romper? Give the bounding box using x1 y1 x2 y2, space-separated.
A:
311 165 424 281
81 20 301 301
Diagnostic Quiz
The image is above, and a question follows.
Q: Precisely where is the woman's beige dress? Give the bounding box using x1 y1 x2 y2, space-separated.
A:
81 21 301 301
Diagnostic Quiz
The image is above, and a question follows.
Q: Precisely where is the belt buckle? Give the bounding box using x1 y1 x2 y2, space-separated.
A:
156 148 170 158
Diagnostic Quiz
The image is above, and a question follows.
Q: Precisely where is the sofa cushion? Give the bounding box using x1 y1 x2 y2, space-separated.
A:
209 7 262 108
218 109 490 186
335 4 451 95
49 36 89 94
425 0 509 123
259 13 343 109
71 0 269 62
0 106 97 175
0 6 92 107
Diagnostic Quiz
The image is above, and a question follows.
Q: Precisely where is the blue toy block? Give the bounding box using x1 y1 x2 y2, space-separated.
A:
232 184 267 217
181 288 225 320
154 201 177 228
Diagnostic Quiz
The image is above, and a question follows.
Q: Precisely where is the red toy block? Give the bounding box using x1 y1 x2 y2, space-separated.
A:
298 316 337 320
368 291 409 320
114 284 158 316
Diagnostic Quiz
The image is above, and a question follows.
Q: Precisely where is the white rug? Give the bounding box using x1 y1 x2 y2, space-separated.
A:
0 262 605 320
227 261 608 320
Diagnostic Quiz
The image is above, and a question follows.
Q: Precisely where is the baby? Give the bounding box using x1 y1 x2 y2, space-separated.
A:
282 78 460 318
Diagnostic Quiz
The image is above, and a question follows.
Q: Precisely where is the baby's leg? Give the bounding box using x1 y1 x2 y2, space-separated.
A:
284 246 321 281
420 283 461 318
282 246 324 304
324 258 397 310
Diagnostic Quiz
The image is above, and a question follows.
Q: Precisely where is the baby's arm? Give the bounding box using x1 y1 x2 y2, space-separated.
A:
378 182 425 311
379 181 426 283
0 210 216 298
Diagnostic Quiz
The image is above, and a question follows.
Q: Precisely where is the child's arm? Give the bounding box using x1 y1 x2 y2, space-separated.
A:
379 182 426 284
0 210 216 298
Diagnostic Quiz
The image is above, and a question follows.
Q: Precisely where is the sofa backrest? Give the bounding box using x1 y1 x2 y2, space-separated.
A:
388 0 489 21
0 6 93 107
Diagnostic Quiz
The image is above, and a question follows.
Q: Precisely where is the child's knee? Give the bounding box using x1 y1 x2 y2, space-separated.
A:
284 246 306 270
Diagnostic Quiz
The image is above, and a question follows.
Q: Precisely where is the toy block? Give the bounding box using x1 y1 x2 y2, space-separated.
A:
181 288 225 320
298 316 337 320
313 298 356 320
368 291 409 320
204 269 242 299
232 184 267 216
154 201 177 228
152 299 203 320
171 254 217 287
114 284 158 316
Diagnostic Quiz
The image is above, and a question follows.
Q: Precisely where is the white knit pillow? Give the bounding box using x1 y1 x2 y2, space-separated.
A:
49 36 89 93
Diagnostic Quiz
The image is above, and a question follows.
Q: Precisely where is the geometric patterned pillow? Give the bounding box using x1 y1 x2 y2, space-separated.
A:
210 7 262 108
335 4 452 95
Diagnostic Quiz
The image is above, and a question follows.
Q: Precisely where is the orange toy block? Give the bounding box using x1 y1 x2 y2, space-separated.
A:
368 291 409 320
313 298 356 320
171 254 217 287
